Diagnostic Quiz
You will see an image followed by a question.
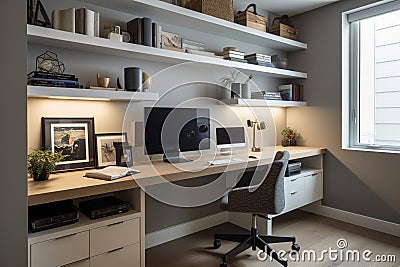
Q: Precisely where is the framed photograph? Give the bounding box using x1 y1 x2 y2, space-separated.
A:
42 118 95 171
95 133 128 167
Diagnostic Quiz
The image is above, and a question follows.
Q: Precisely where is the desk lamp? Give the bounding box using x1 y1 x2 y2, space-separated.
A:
247 120 266 152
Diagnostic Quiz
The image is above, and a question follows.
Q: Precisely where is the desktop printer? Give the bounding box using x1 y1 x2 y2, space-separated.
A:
285 161 301 177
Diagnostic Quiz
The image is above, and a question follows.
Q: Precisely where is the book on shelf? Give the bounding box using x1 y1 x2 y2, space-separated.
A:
244 53 271 61
84 166 141 181
127 18 143 45
181 39 205 51
216 51 245 59
152 22 160 48
75 8 100 37
278 84 304 101
52 8 75 33
28 71 76 81
28 77 79 84
28 82 81 88
142 17 152 47
223 57 248 63
186 49 218 57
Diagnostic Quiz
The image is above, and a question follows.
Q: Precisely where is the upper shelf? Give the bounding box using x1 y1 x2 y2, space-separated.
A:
28 25 307 79
80 0 307 52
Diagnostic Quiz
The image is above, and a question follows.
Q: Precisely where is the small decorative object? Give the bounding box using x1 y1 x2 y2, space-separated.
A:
188 0 234 22
95 133 128 167
220 70 239 99
241 74 254 99
28 149 65 181
161 31 185 52
105 25 123 42
124 67 143 91
27 0 51 27
271 55 288 69
268 15 297 40
113 142 133 167
142 72 152 91
41 118 95 171
36 51 65 74
96 73 110 88
247 120 267 152
235 4 267 32
281 127 297 147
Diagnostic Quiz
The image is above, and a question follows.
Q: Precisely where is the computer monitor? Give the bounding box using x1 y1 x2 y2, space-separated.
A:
216 127 246 153
144 107 210 163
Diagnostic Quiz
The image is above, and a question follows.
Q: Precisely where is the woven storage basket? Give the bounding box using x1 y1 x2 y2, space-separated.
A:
188 0 234 22
235 4 266 32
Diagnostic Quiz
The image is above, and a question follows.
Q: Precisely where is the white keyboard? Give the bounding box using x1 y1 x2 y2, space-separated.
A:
208 158 245 165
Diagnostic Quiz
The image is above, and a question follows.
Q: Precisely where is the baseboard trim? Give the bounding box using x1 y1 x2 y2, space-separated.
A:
302 201 400 237
145 212 229 249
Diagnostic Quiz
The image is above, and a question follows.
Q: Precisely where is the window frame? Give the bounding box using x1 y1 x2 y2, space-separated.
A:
344 0 400 153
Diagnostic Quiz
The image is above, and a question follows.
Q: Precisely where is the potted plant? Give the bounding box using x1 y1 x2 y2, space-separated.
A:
281 127 297 147
28 149 65 181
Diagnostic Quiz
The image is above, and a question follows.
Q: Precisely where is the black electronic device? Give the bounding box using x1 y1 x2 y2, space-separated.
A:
216 127 246 148
28 200 79 232
79 196 130 220
144 107 210 163
285 161 302 177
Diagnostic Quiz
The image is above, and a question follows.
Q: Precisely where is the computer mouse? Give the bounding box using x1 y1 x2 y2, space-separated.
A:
249 155 259 159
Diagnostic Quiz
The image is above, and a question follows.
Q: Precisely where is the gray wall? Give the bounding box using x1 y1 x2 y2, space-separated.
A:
0 0 27 266
288 0 400 224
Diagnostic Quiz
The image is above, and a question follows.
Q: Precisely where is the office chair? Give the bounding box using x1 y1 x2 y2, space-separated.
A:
213 151 300 267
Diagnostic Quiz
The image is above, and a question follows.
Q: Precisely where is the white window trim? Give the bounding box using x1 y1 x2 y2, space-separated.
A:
342 0 400 154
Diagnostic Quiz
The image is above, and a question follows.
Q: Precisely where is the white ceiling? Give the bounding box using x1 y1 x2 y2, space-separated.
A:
237 0 341 16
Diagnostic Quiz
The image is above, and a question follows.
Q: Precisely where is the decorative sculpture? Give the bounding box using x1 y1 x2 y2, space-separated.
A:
36 51 65 74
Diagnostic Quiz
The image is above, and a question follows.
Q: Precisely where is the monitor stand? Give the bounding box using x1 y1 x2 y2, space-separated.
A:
163 151 192 163
219 147 232 156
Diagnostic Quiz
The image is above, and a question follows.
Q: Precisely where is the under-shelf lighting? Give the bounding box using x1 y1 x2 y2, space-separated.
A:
48 96 111 101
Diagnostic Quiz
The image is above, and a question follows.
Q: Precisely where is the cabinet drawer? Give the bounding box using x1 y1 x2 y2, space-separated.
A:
90 218 140 257
90 243 140 267
304 172 323 204
31 231 89 267
284 176 304 211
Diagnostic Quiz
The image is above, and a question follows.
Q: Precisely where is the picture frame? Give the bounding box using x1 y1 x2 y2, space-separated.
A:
41 118 95 171
95 133 128 167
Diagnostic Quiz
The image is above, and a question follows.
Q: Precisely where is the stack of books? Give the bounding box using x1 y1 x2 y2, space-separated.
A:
216 50 247 63
127 17 162 48
52 8 100 37
181 39 205 51
245 53 274 67
251 91 282 100
27 71 80 88
278 84 304 101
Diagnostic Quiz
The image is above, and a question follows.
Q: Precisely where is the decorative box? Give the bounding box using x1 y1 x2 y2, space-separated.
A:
235 4 266 32
188 0 234 22
268 23 297 40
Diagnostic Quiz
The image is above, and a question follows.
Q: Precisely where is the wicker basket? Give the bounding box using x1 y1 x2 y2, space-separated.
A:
235 4 266 32
188 0 234 22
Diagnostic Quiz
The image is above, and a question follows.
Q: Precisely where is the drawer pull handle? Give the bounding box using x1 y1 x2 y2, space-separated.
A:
107 247 124 254
290 178 298 181
290 191 298 195
55 233 77 240
312 173 318 176
107 221 124 227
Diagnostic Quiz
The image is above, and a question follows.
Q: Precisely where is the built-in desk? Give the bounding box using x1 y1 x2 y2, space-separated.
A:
27 146 325 267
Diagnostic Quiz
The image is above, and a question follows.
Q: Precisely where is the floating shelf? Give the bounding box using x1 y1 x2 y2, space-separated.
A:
28 25 307 79
221 98 307 107
27 86 160 102
80 0 307 52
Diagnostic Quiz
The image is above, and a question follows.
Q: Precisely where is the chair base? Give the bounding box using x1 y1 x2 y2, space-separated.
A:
214 227 298 267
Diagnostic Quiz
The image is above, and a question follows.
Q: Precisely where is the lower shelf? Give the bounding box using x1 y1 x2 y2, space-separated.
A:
27 85 160 102
220 98 307 107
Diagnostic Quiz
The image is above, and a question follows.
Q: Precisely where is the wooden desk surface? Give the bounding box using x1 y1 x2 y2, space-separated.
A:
28 146 326 206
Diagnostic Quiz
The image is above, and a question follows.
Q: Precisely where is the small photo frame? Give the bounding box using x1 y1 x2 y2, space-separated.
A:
42 118 95 171
95 133 128 167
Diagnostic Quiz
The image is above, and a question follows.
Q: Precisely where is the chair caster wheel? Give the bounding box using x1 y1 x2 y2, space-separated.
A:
220 263 227 267
291 243 300 252
214 239 221 249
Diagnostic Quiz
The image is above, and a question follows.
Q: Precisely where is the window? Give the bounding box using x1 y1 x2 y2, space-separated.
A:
347 1 400 152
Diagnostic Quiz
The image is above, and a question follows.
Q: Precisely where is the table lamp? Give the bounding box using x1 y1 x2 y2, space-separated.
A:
247 120 266 152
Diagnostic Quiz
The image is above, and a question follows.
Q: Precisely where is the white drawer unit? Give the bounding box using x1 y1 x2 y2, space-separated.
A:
90 243 141 267
284 175 305 211
90 218 141 257
30 231 89 267
304 171 323 204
